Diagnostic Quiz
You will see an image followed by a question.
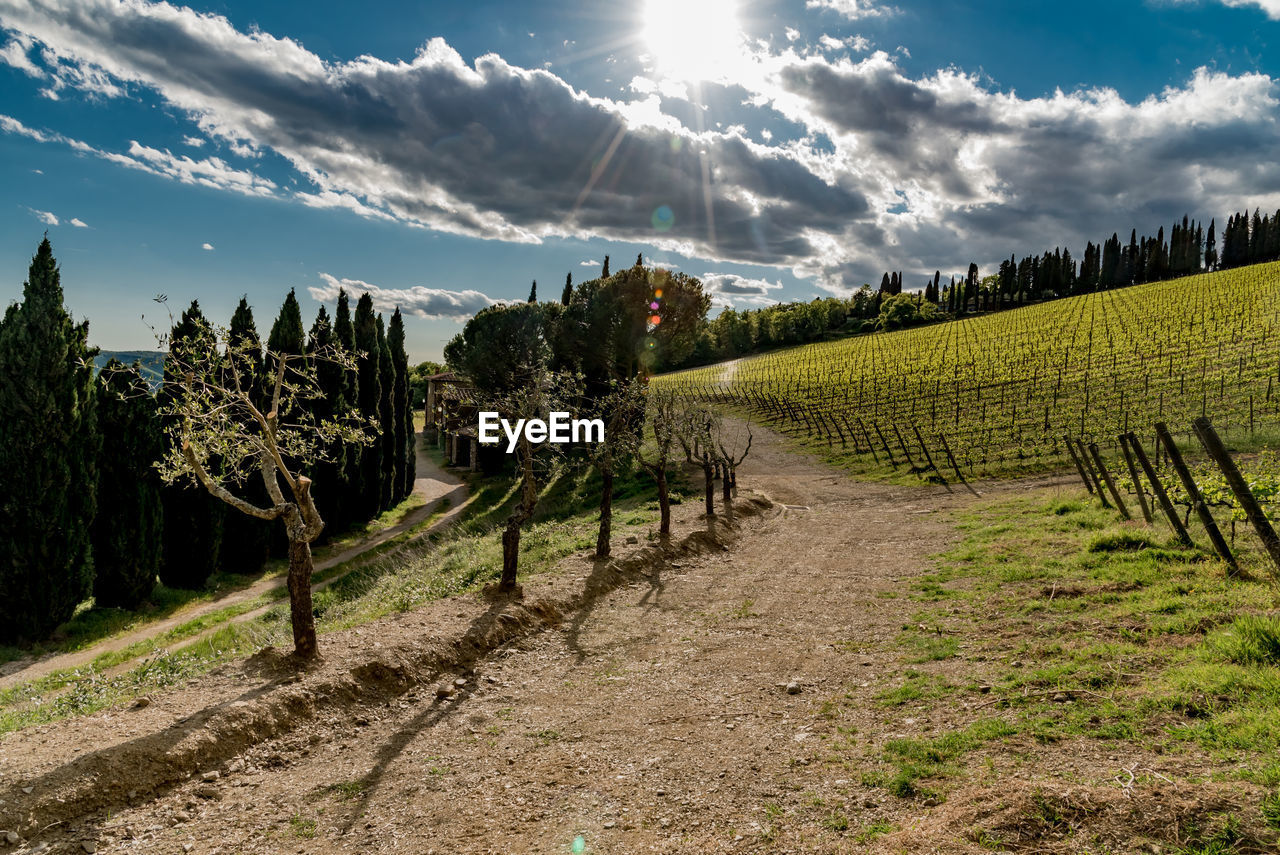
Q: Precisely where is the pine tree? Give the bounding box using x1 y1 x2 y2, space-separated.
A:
92 362 162 609
388 308 415 502
561 273 573 306
160 301 224 589
354 294 382 519
376 316 396 510
219 297 273 572
0 238 99 640
528 280 537 303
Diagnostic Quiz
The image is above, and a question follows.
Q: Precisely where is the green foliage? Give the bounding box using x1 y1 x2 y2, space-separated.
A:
91 362 162 609
389 309 415 502
353 293 382 519
1210 615 1280 667
159 300 224 589
877 292 941 331
444 302 548 396
220 296 273 572
0 238 99 641
376 315 396 510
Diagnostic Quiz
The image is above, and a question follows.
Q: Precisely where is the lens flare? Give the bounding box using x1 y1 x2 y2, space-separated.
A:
651 204 675 232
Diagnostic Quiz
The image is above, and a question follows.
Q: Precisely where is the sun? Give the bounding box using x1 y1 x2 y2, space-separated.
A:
642 0 743 84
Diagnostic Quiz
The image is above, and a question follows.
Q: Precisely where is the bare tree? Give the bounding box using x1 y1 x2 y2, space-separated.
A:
716 421 753 522
156 305 371 660
637 388 679 537
488 376 577 591
589 380 644 558
681 404 721 518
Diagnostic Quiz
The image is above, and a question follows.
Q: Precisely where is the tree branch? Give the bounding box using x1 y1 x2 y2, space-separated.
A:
183 440 286 521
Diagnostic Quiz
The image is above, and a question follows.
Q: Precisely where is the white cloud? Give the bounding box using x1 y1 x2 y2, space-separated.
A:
701 272 785 307
805 0 895 20
201 242 213 250
0 32 39 75
181 134 204 147
818 35 845 51
579 259 600 267
30 208 57 225
307 273 504 322
69 216 87 227
1179 0 1280 19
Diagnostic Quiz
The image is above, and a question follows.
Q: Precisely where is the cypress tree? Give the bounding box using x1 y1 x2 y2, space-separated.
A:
268 288 306 360
354 293 382 519
308 305 346 538
376 315 396 510
265 289 308 555
160 300 224 590
92 362 162 609
0 237 99 640
528 280 537 303
334 289 361 529
602 255 610 277
389 308 415 502
561 273 573 306
219 297 272 572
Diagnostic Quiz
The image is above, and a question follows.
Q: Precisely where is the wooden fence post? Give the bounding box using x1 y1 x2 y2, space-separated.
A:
872 422 898 468
1126 432 1193 547
937 433 979 497
1064 435 1095 493
891 423 917 471
1117 434 1153 524
1075 439 1111 507
1088 442 1131 520
1156 421 1236 571
1192 417 1280 576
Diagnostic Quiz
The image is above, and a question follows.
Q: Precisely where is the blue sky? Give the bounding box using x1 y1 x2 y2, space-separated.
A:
1 0 1278 360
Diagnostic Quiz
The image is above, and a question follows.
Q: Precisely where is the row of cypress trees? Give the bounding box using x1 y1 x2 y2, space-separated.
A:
0 238 417 643
153 289 418 592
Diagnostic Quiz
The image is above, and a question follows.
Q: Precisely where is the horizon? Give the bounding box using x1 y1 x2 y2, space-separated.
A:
2 0 1278 362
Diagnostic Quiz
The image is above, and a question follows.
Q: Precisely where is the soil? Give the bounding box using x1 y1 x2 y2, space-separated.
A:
0 427 1264 854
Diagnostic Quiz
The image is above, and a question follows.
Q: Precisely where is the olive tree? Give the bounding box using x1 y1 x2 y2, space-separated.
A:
155 302 371 659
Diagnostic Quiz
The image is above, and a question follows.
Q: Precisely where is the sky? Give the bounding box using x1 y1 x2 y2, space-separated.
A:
1 0 1278 361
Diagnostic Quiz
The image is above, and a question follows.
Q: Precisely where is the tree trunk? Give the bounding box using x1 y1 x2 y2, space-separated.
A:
501 523 521 589
287 537 318 659
657 469 670 536
596 466 613 558
500 437 538 591
721 463 734 522
702 460 715 517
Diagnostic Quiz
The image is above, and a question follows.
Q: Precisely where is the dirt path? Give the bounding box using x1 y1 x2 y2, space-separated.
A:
2 424 1024 853
0 435 467 690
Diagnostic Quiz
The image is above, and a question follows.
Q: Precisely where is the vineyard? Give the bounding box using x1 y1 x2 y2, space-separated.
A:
655 261 1280 481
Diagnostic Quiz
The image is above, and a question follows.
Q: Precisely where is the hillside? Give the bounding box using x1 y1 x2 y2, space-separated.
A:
656 262 1280 478
93 350 164 382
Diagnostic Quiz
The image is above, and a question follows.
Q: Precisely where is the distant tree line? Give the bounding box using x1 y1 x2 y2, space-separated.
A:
670 207 1280 370
0 238 416 644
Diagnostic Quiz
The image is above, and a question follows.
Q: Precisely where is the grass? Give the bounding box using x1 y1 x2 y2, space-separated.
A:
879 486 1280 843
0 458 688 735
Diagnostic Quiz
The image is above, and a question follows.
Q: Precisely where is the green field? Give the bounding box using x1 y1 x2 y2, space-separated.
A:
656 262 1280 479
